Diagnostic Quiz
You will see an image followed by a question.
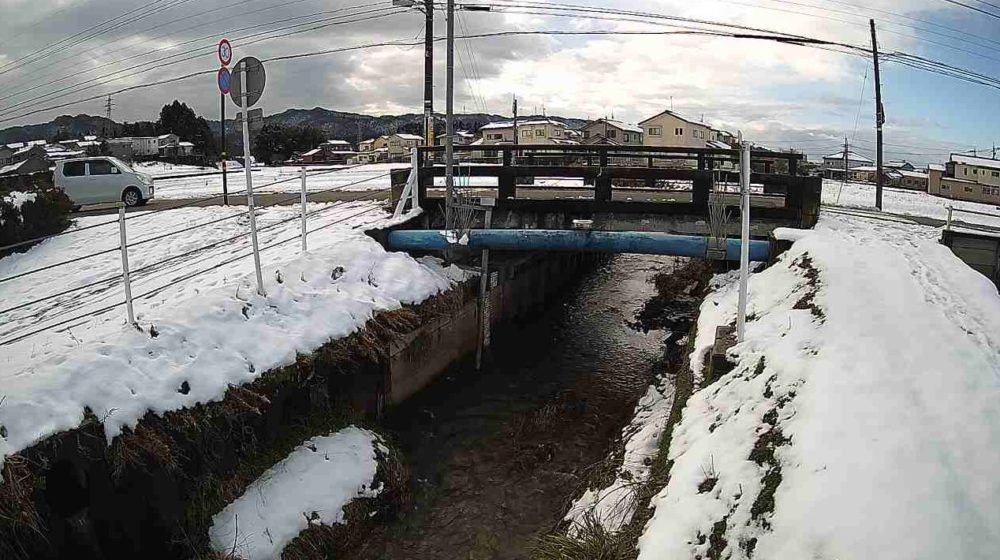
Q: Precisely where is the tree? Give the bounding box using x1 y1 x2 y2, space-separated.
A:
157 100 217 155
252 124 325 164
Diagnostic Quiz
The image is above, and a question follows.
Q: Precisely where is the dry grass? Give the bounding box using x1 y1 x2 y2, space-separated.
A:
0 455 46 560
533 514 634 560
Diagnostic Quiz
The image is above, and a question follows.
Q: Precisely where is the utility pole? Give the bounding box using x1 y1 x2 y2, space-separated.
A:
445 0 455 230
424 0 435 148
870 19 885 211
512 95 518 146
104 95 114 121
843 137 849 183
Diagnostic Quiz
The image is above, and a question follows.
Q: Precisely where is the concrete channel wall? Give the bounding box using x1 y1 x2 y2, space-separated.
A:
3 248 599 560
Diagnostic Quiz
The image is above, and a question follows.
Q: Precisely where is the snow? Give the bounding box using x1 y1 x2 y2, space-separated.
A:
564 377 674 533
1 190 37 212
0 202 457 472
638 212 1000 559
951 153 1000 170
151 163 409 199
209 426 386 560
130 161 218 178
822 179 1000 229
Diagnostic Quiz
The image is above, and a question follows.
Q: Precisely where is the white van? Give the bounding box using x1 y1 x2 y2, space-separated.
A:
55 157 154 209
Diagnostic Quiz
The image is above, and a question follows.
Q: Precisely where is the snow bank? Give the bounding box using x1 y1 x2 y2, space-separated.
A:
822 179 1000 229
564 377 674 533
209 426 385 560
0 225 459 471
638 213 1000 559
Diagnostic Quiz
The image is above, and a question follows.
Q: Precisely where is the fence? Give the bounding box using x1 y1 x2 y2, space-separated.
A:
0 163 407 348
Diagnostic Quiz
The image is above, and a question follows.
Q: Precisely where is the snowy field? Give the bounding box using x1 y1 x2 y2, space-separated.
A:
152 163 409 199
0 202 464 468
638 212 1000 559
822 179 1000 229
131 161 219 178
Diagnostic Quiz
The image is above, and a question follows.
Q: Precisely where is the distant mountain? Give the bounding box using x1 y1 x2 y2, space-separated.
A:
0 114 119 144
0 107 589 146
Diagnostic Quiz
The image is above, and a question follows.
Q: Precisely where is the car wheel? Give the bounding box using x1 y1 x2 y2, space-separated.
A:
123 187 142 208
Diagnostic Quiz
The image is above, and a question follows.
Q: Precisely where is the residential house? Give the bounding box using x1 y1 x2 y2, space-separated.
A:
76 140 104 156
639 110 711 149
298 148 325 164
106 138 135 160
0 154 50 177
435 131 475 146
821 148 874 179
318 140 357 164
928 153 1000 205
579 118 643 145
359 138 377 152
896 169 928 191
44 144 84 161
12 144 48 164
380 133 424 160
0 146 14 166
158 134 180 148
710 129 737 147
886 160 916 172
113 137 159 157
478 119 569 145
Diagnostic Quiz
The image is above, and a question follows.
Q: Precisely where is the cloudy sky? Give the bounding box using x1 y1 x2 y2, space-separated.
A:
0 0 999 163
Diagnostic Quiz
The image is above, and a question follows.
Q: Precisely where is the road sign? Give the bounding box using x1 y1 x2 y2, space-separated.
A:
217 67 231 95
235 108 264 132
230 56 265 108
218 39 232 66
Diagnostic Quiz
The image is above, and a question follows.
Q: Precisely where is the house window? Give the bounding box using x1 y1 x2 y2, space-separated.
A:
521 130 532 138
675 128 684 136
648 127 662 136
583 131 590 139
965 186 973 193
609 129 617 139
942 184 950 190
535 129 545 137
993 171 999 177
964 168 968 176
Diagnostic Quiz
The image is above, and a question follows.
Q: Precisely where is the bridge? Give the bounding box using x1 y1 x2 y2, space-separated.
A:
386 144 822 261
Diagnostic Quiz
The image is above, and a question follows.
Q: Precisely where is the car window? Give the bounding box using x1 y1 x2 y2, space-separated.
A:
63 161 86 177
88 160 116 175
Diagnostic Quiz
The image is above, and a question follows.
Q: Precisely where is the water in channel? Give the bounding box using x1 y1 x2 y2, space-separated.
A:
351 254 699 560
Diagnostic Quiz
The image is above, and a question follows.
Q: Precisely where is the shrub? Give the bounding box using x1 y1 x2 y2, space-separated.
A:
0 186 73 258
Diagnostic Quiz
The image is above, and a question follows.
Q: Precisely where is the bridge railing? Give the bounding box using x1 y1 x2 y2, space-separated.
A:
405 144 819 227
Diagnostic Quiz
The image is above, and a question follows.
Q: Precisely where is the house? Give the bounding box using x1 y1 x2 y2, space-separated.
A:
579 118 643 145
11 144 48 164
76 140 103 156
352 147 389 164
0 146 14 166
478 119 569 145
821 148 874 179
113 137 159 157
886 160 916 172
639 110 711 149
928 153 1000 205
106 138 135 160
298 148 324 164
896 169 929 191
158 134 180 148
380 133 424 160
0 154 50 177
711 129 737 147
435 131 475 146
359 138 377 152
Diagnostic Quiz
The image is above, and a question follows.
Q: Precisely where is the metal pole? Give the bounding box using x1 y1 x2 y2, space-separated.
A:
241 63 266 297
737 136 751 343
424 0 435 149
445 0 455 230
300 167 308 253
871 19 885 211
946 205 953 231
118 205 136 326
512 95 518 147
221 93 229 205
476 200 493 370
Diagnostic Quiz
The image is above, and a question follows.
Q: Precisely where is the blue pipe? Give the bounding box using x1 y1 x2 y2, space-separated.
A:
387 230 770 261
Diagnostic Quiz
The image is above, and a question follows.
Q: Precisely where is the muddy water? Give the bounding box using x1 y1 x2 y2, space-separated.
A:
352 255 697 560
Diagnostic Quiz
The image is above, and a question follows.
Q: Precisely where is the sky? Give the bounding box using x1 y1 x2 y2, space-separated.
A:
0 0 998 164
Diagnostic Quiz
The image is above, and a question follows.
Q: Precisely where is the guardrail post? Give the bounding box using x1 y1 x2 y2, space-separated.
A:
118 205 136 327
300 167 308 253
946 205 953 231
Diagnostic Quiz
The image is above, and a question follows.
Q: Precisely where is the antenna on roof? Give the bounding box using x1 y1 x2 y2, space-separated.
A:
670 96 673 111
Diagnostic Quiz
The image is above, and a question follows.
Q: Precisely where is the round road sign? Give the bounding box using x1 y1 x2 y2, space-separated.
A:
217 67 231 95
218 39 232 66
229 56 265 108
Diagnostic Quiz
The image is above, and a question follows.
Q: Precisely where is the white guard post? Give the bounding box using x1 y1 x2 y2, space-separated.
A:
737 135 751 342
393 147 421 219
240 64 265 297
118 205 136 326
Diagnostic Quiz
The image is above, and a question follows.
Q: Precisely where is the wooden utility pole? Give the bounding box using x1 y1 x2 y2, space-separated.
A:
843 137 849 183
445 0 455 229
424 0 435 148
512 95 518 146
870 19 885 211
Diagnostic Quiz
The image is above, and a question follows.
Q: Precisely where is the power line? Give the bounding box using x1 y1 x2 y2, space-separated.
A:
937 0 1000 20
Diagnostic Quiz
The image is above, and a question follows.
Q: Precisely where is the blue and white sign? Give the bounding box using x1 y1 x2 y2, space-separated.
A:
218 67 231 95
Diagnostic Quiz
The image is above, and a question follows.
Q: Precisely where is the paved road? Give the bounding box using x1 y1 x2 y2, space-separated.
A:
73 189 391 217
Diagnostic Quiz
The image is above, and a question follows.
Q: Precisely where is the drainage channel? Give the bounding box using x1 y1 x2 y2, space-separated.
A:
348 254 701 559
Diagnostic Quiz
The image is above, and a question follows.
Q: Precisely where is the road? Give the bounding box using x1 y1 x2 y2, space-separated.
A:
74 189 391 217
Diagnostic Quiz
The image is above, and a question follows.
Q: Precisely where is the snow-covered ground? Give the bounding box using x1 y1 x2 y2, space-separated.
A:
209 426 386 560
0 203 464 471
637 213 1000 559
152 163 409 199
130 161 219 178
822 179 1000 229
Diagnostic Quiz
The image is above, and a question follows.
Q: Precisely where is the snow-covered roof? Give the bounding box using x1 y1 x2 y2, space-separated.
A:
27 140 46 146
849 165 878 172
470 138 484 146
5 143 24 150
301 148 322 156
44 144 67 153
324 139 350 145
885 160 913 168
479 119 566 130
551 139 580 145
395 133 424 141
707 140 732 149
0 160 26 175
928 163 946 171
638 109 707 128
587 118 643 133
83 135 97 141
77 141 101 147
158 134 178 139
823 149 873 163
951 153 1000 171
899 170 928 179
178 141 195 147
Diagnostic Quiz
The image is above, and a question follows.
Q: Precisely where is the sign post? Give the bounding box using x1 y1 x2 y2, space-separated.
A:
737 135 751 343
231 56 267 297
218 39 232 206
